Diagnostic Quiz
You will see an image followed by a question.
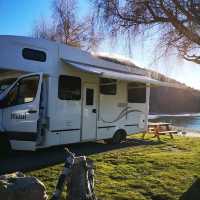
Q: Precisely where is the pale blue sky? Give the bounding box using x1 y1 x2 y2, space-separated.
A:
0 0 200 89
0 0 51 36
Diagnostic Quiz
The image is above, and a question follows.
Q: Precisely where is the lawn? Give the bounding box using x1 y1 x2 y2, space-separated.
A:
28 134 200 200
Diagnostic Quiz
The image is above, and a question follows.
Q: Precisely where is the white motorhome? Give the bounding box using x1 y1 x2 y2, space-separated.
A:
0 35 171 151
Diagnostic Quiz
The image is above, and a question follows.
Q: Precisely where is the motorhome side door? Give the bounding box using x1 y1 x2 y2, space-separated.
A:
82 83 97 141
1 73 43 140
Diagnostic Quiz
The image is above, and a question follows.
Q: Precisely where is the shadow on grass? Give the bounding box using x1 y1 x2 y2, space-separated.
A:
0 137 163 175
70 137 163 156
180 178 200 200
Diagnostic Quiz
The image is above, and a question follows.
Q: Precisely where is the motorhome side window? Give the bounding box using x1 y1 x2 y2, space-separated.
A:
100 78 117 95
5 75 39 107
128 82 146 103
22 48 46 62
58 75 81 100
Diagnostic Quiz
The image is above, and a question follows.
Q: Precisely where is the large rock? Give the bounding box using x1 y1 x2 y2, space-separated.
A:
0 172 48 200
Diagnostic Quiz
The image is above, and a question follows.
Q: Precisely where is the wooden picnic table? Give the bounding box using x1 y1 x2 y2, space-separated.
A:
143 122 177 140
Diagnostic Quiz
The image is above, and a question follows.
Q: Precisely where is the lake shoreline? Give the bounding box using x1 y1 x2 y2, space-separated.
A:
149 113 200 120
171 125 200 137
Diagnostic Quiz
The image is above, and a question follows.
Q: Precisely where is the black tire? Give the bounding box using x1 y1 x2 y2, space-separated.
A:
0 133 11 157
112 130 127 144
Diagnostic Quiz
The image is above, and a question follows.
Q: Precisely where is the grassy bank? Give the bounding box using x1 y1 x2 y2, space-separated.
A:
28 134 200 200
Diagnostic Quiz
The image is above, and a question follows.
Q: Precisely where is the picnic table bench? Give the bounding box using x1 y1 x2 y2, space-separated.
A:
143 122 177 140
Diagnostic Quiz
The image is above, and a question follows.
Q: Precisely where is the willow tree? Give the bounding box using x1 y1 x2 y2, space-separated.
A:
94 0 200 64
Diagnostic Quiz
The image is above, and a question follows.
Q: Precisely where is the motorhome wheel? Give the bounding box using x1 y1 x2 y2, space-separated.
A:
112 130 127 144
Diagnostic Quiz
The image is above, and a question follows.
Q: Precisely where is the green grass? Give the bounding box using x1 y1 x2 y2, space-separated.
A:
28 134 200 200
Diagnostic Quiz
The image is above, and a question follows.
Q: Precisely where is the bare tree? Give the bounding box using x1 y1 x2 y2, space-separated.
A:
33 0 101 51
33 19 57 41
94 0 200 64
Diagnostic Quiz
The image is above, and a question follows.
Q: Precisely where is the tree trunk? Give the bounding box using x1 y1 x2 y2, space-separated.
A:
67 157 96 200
51 148 97 200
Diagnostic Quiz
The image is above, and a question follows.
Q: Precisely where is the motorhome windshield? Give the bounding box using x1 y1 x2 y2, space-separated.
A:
0 78 16 94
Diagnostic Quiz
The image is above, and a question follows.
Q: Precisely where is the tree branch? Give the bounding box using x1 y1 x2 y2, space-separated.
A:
159 0 200 46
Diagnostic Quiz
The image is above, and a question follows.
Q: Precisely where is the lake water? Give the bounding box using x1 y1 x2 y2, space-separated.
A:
149 114 200 131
